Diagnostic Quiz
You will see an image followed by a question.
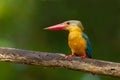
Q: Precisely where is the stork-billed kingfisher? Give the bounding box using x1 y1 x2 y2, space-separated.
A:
44 20 92 58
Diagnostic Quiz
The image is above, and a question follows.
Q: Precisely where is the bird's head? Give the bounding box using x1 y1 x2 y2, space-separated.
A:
44 20 84 32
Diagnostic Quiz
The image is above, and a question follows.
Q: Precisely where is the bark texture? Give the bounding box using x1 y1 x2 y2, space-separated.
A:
0 48 119 78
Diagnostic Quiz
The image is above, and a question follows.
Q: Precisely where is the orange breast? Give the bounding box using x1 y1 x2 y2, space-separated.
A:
68 31 86 56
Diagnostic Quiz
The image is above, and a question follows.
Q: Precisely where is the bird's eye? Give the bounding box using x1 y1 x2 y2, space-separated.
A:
66 22 70 25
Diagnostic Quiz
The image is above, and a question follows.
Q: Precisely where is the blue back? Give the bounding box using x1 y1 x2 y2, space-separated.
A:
82 33 92 58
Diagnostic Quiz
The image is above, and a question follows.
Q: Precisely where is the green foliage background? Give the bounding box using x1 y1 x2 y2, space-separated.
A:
0 0 120 80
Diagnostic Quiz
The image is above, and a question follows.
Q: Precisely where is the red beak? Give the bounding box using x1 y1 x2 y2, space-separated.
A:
44 24 67 30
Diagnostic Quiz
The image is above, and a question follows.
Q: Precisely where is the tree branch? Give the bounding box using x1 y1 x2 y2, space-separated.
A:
0 48 119 78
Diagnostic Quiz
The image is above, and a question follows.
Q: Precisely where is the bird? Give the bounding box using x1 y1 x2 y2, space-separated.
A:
44 20 92 59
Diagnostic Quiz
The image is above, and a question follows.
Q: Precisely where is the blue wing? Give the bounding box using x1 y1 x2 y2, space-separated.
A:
82 32 92 58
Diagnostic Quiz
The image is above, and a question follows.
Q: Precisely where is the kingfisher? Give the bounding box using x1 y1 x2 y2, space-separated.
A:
44 20 92 58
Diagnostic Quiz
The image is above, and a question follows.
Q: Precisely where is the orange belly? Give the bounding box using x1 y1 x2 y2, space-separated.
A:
68 32 86 56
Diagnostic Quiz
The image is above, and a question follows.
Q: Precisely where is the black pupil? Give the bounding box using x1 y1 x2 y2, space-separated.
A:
66 22 70 25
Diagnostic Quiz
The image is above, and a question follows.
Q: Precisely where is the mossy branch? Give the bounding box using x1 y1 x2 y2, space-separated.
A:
0 48 119 78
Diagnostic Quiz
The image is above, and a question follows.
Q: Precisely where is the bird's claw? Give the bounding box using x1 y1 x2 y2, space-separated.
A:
81 55 87 58
65 54 87 59
65 54 74 59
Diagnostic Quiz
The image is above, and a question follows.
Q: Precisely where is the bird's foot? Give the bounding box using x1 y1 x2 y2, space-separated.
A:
81 55 87 58
65 54 74 59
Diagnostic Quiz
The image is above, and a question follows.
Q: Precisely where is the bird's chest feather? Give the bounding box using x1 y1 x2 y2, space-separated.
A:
68 32 86 53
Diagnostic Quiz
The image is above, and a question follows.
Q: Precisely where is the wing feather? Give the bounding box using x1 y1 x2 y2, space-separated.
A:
82 33 92 58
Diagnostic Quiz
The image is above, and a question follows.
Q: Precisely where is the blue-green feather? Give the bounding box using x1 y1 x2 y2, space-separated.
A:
82 33 92 58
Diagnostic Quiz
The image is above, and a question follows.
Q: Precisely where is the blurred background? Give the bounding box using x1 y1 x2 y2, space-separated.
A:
0 0 120 80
